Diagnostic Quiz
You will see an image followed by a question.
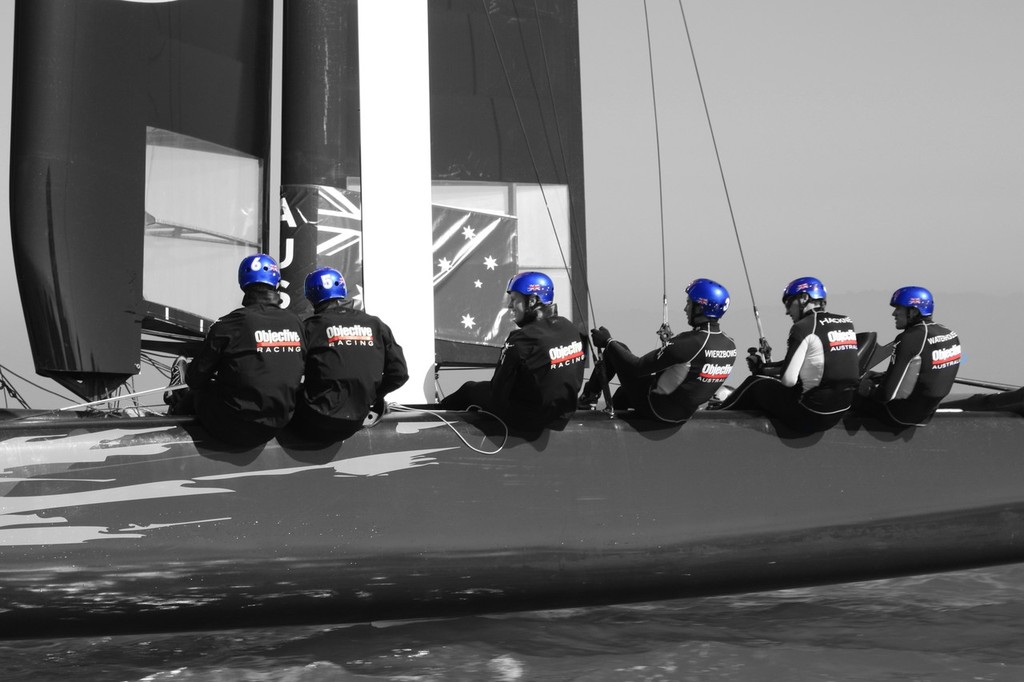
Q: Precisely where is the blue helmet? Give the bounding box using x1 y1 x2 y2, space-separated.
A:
685 278 730 319
238 254 281 290
304 267 348 306
890 286 934 316
782 276 827 303
507 271 554 305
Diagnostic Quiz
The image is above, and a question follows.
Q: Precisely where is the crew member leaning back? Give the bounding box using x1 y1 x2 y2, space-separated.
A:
291 267 408 439
439 271 587 430
716 276 859 432
166 254 306 446
854 286 961 427
581 278 737 423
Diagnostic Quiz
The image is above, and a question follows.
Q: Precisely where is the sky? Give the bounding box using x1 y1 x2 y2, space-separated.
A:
1 0 1023 409
577 0 1024 388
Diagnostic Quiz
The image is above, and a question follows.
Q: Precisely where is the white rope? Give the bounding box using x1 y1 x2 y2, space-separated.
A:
1 384 188 423
387 403 509 455
57 384 188 412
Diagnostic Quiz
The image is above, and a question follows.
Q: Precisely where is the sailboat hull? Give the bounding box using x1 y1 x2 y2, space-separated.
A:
1 409 1022 638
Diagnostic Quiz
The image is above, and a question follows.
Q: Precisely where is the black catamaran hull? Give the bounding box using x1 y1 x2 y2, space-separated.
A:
1 409 1022 638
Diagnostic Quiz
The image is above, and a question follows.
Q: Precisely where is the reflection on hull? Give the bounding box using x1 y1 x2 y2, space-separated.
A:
1 409 1023 638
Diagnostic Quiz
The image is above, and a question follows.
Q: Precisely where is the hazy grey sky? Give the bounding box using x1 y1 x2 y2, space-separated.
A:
578 0 1024 385
2 1 1022 408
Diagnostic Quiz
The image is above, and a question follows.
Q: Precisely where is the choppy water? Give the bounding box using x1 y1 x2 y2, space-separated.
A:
5 564 1024 681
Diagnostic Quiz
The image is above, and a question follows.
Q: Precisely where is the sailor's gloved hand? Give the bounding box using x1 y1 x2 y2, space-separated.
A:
590 327 612 350
858 371 881 397
364 397 386 426
746 347 765 375
656 323 673 344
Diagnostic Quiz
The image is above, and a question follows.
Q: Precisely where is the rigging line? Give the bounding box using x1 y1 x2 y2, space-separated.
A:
0 363 78 404
676 0 768 349
0 368 30 409
388 402 509 455
1 384 189 423
140 351 175 379
56 384 187 412
507 0 613 413
527 0 596 325
642 0 670 331
480 1 586 323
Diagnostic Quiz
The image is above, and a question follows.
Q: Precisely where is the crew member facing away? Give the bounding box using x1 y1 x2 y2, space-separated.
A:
716 276 859 432
291 267 409 439
581 278 737 423
166 254 306 446
439 271 586 430
854 286 961 427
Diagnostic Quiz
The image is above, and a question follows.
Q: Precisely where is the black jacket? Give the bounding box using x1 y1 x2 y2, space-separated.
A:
300 301 409 423
186 290 306 429
490 314 586 427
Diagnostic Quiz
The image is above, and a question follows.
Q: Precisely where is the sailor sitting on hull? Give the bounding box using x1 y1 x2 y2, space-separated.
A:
439 271 586 430
165 254 306 446
289 267 408 440
854 286 961 427
715 276 860 433
580 278 737 423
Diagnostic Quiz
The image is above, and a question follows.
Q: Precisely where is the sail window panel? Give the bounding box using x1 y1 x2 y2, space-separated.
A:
144 128 262 323
145 128 262 241
142 237 252 326
514 184 573 321
431 183 510 215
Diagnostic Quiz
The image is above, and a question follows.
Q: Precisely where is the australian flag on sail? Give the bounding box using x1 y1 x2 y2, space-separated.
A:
433 206 518 346
280 185 363 316
282 187 517 347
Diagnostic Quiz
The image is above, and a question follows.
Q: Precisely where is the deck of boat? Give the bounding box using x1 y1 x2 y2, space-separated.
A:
1 408 1022 638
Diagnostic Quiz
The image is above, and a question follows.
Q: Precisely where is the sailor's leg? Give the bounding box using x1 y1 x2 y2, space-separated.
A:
579 343 632 408
943 387 1024 414
714 375 775 411
439 381 492 411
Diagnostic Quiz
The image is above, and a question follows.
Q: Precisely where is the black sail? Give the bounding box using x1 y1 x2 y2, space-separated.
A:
430 0 588 365
10 0 274 400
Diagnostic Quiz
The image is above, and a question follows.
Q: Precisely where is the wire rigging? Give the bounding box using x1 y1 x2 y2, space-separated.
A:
0 363 77 405
480 1 586 326
481 2 617 416
642 0 671 342
675 0 770 358
527 0 596 327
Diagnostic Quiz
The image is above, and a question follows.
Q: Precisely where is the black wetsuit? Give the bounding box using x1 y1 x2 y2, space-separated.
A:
293 300 408 437
721 309 859 432
856 319 961 426
441 313 586 429
600 322 737 422
182 289 306 445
